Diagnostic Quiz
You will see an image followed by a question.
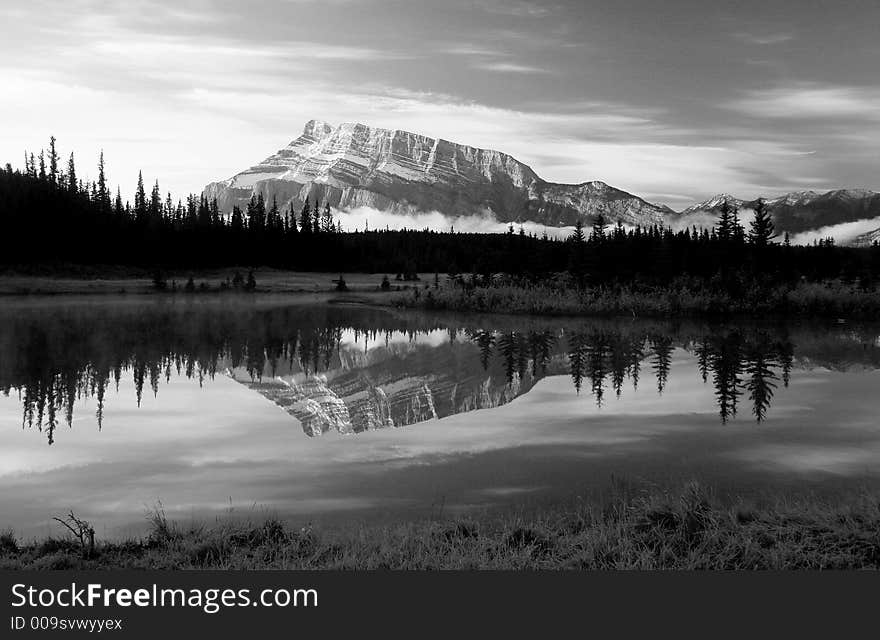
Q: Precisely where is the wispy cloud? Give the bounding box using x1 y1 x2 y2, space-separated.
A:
732 31 795 45
729 83 880 120
2 0 879 209
477 0 556 18
473 61 553 74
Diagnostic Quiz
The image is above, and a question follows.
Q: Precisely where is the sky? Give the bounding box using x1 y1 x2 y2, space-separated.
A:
1 0 879 210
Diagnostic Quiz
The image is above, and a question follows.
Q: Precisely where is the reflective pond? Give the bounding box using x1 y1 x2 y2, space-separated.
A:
2 295 880 537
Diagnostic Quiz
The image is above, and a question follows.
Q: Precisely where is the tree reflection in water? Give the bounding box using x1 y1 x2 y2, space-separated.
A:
1 300 878 444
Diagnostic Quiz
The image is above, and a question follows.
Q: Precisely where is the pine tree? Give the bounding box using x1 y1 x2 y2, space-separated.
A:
748 198 775 247
97 151 111 213
288 203 298 236
134 171 147 222
732 206 745 244
231 205 244 235
312 198 320 234
300 200 312 234
268 195 280 232
149 181 161 220
591 214 607 242
48 136 59 186
568 219 586 287
322 201 333 232
66 153 77 193
716 199 735 241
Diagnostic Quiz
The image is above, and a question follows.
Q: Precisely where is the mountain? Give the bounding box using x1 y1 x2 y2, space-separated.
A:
204 119 672 227
677 189 880 237
225 329 568 437
851 227 880 247
679 194 748 216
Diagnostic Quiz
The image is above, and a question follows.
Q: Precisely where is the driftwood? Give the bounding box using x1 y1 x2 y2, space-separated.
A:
53 511 95 556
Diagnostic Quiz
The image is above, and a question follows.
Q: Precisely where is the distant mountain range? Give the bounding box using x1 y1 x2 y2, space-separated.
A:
204 120 880 244
676 189 880 240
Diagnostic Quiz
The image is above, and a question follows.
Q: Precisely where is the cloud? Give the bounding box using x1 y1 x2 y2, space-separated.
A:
334 206 575 238
4 1 876 211
473 61 553 74
729 84 880 120
477 0 556 18
668 208 758 234
732 31 794 45
790 217 880 246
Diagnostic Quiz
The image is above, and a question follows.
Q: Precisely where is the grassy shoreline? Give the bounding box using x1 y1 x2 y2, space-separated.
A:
0 269 422 297
399 279 880 319
4 270 880 321
3 484 880 570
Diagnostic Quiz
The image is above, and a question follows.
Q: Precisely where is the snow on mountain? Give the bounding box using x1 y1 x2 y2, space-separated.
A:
679 194 747 215
676 189 880 240
204 120 671 228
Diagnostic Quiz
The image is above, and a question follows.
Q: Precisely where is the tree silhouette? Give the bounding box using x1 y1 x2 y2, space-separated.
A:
749 198 775 247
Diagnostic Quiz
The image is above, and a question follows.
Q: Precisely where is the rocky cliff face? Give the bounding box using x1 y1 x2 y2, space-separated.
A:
851 226 880 247
204 120 671 227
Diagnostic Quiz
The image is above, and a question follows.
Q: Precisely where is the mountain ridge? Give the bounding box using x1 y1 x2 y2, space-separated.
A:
677 189 880 236
204 119 672 227
203 119 879 241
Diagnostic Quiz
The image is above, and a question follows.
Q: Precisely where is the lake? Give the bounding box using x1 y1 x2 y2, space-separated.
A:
2 294 880 539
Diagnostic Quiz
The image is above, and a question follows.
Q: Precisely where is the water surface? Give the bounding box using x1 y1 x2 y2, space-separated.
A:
1 295 879 538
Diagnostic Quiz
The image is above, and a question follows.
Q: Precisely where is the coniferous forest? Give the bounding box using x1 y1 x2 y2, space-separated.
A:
2 139 880 288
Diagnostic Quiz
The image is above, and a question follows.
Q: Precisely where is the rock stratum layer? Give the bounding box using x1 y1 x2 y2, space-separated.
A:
204 119 671 227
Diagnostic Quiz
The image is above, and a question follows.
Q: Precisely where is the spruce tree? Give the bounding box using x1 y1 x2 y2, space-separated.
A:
231 205 244 234
134 171 147 223
97 151 111 213
149 181 161 220
114 187 124 217
48 136 59 186
288 203 298 236
748 198 775 247
591 214 607 242
300 200 312 234
322 201 333 232
268 195 280 232
716 199 735 241
312 198 321 234
66 153 77 193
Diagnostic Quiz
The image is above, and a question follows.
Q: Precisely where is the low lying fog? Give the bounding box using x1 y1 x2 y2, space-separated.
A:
330 206 880 246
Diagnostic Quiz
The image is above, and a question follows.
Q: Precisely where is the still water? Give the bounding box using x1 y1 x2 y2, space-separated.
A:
2 295 879 537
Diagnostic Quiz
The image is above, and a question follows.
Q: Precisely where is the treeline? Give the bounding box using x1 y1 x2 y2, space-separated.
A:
9 298 873 445
2 139 880 284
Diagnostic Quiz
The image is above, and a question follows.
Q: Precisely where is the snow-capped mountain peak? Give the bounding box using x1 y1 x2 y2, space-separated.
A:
204 119 670 227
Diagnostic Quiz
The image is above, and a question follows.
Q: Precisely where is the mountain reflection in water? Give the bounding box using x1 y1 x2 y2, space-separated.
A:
1 297 879 445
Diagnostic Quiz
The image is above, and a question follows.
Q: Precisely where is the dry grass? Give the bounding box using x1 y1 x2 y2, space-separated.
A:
3 484 880 570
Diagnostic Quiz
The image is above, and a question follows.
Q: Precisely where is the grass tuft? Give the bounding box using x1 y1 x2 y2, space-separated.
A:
0 529 18 554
